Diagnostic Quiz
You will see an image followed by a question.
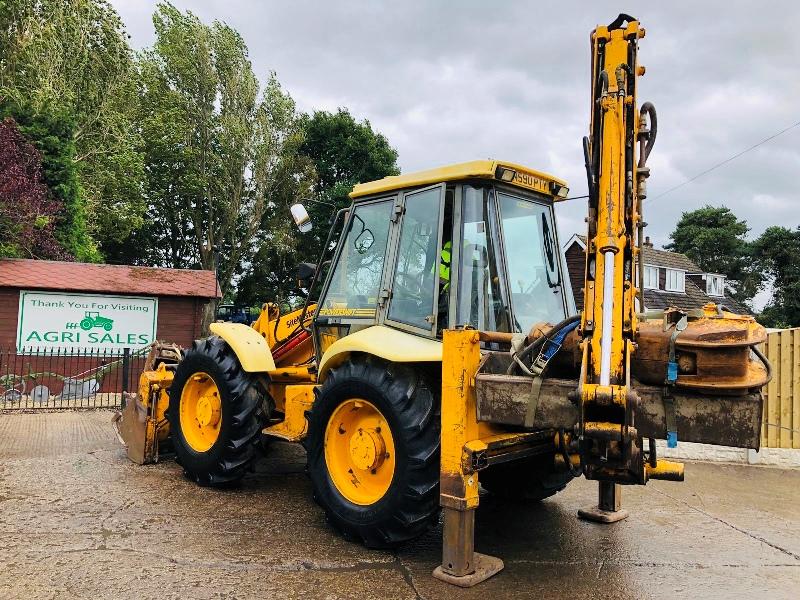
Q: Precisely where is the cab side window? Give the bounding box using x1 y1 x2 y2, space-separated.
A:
387 187 442 329
457 185 510 332
318 200 393 318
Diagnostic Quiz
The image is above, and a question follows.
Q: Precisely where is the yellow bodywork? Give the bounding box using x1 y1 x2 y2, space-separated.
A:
210 322 276 372
114 16 772 589
263 384 315 441
113 349 177 465
578 20 645 485
350 159 568 200
139 363 172 439
440 330 500 510
209 303 317 376
251 302 316 352
318 325 442 378
582 21 643 390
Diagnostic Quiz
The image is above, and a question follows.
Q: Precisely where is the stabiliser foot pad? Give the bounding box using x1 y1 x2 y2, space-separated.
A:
577 507 630 523
432 553 504 587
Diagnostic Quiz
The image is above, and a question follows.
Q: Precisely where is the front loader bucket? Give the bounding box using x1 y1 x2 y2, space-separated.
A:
113 342 181 465
113 395 158 465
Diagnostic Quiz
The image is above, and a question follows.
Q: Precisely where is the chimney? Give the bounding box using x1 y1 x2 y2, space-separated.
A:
643 236 653 248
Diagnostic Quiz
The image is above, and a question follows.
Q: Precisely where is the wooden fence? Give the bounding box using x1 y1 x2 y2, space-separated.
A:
762 327 800 448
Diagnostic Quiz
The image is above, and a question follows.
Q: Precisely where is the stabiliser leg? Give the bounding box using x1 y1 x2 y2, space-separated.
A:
432 508 504 587
578 481 629 523
433 330 503 587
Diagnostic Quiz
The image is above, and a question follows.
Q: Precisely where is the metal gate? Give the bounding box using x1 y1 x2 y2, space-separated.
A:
0 347 147 410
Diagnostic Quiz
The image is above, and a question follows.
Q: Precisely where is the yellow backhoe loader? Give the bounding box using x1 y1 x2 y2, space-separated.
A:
115 14 770 587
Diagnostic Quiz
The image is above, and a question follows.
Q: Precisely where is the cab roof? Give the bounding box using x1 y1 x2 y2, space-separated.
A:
349 159 568 200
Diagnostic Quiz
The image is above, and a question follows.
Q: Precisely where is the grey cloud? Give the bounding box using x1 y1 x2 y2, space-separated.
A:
113 0 800 252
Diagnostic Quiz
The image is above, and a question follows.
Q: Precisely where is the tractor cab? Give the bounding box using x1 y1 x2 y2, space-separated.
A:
311 160 572 360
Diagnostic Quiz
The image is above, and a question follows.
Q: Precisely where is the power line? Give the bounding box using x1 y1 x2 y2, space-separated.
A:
649 119 800 201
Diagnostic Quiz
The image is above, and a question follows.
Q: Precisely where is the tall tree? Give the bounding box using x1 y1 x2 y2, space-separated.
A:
0 0 144 259
299 109 399 257
752 226 800 328
236 109 400 308
0 117 70 259
131 3 313 310
666 205 761 306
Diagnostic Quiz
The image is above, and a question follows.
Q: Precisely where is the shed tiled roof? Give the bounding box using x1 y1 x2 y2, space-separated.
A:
0 259 221 298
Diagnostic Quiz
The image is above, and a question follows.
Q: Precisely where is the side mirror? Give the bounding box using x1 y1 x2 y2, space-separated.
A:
290 203 312 232
296 262 317 289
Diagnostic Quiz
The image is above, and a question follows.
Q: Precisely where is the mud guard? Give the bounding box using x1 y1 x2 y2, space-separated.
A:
209 322 276 372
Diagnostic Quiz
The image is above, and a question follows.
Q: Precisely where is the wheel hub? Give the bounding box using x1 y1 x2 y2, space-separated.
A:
196 394 221 428
349 428 386 471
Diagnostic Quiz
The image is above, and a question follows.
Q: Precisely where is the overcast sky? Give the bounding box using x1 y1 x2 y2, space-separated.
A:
112 0 800 255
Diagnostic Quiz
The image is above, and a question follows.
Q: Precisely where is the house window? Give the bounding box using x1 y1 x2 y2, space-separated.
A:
643 265 659 289
665 268 685 292
707 274 725 297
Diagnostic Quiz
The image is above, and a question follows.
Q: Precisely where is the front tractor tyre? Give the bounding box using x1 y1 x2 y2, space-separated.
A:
167 337 269 486
306 357 440 548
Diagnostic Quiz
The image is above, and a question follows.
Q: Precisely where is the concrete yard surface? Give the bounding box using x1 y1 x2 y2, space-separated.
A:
0 411 798 599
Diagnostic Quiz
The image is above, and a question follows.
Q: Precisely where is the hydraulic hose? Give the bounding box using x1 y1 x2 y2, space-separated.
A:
752 344 773 385
638 102 657 165
607 13 637 31
637 102 657 310
558 428 583 477
506 315 581 375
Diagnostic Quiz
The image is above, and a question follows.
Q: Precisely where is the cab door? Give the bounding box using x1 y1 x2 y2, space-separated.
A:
382 184 446 337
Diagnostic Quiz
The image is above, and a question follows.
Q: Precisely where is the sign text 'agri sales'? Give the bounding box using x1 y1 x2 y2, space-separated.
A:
17 291 158 354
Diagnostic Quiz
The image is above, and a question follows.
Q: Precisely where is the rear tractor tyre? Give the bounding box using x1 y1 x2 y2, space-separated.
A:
167 336 269 486
306 357 440 548
480 453 575 501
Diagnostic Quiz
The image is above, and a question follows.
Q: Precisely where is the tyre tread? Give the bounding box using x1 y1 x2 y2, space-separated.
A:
167 336 267 487
306 356 440 548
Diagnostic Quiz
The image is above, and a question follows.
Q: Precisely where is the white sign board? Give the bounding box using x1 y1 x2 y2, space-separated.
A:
17 291 158 354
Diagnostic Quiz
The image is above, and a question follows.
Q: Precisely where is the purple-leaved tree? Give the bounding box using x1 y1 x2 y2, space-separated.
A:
0 117 70 260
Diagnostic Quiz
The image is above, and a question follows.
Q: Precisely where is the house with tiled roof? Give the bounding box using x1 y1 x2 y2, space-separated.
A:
563 234 749 314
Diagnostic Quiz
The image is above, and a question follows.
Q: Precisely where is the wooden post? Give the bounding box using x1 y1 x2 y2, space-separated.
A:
781 330 792 448
793 329 800 449
767 334 779 447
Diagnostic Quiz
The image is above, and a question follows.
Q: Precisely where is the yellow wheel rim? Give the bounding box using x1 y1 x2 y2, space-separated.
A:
324 399 396 505
179 371 222 452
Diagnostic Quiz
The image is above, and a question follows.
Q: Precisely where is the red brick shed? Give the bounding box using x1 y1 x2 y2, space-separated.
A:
0 259 220 351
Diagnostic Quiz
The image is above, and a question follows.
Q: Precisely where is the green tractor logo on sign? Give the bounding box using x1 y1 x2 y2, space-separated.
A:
79 311 114 332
